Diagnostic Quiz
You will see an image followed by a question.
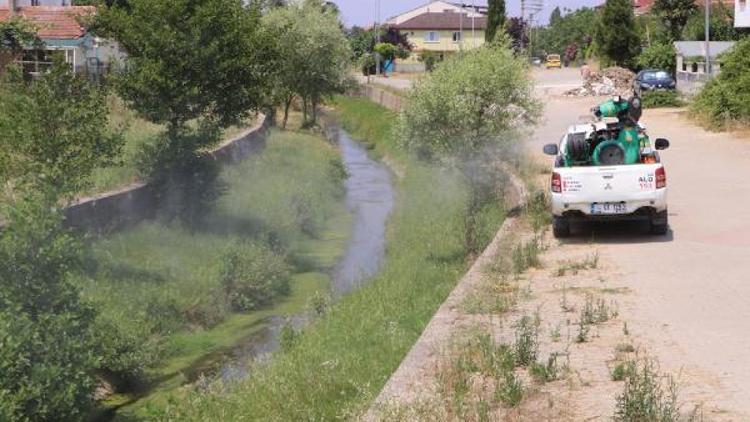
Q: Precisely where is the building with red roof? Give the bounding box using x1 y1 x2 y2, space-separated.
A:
385 1 487 72
0 1 124 78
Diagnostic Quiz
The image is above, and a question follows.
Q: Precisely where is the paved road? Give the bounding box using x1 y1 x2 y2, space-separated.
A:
531 82 750 417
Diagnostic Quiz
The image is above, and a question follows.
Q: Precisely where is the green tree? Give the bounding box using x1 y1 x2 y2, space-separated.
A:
635 14 672 47
595 0 640 68
0 16 42 57
637 42 676 72
535 7 596 57
263 2 351 127
682 2 748 41
549 6 562 27
485 0 506 43
0 59 123 199
94 0 275 222
0 59 124 421
651 0 696 41
0 201 97 422
96 0 270 131
399 44 540 255
692 38 750 127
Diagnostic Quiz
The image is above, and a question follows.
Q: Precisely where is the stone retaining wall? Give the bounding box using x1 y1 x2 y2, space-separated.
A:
63 115 270 233
363 85 403 112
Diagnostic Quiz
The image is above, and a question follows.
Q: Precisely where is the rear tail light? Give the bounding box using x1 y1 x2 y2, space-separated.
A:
551 172 562 193
655 167 667 189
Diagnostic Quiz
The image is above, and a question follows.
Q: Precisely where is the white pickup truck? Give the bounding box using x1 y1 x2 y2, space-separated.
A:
543 122 670 238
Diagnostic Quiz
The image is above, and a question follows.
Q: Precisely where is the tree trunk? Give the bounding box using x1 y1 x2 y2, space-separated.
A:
311 98 318 124
302 96 308 124
282 96 293 129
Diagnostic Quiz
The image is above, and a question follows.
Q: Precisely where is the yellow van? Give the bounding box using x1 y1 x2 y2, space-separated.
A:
545 54 562 69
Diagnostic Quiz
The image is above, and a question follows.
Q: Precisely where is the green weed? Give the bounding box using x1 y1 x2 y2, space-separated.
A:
514 315 540 366
526 190 552 233
554 253 599 277
512 237 544 274
496 371 524 407
611 361 631 381
613 359 680 422
530 354 559 384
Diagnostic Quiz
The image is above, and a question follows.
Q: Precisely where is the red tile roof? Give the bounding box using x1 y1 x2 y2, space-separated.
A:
0 6 95 40
392 12 487 30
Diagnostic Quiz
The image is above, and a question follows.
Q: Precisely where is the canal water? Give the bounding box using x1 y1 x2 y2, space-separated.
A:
217 126 394 381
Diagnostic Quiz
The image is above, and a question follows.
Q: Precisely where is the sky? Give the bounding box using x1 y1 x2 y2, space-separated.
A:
331 0 602 27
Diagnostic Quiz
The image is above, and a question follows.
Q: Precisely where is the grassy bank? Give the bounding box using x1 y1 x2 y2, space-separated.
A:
151 96 506 420
78 129 351 418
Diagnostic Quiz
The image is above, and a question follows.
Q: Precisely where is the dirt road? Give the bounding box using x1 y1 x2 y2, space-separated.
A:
532 68 750 417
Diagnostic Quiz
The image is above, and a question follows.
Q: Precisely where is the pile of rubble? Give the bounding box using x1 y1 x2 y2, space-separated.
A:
564 66 636 97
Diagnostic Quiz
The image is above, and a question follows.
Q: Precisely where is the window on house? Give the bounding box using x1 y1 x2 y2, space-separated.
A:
16 49 74 77
425 31 439 42
452 31 462 42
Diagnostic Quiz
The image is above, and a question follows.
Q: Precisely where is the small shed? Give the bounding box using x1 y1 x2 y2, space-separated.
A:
674 41 736 95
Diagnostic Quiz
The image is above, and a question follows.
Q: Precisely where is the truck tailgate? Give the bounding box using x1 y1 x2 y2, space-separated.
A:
559 164 662 203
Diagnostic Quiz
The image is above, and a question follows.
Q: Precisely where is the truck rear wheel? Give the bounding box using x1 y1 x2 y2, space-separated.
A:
553 216 570 238
650 211 669 235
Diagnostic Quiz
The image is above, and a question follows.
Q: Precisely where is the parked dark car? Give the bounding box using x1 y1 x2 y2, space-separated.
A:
633 69 676 96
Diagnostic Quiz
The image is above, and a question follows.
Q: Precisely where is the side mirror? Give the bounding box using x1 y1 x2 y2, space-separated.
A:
655 138 670 150
543 144 559 156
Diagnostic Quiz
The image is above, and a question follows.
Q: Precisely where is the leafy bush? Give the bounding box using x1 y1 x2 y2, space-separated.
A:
221 242 291 312
637 42 676 72
417 51 442 72
400 44 538 255
641 90 684 108
691 38 750 128
93 312 163 387
0 308 97 421
0 204 97 421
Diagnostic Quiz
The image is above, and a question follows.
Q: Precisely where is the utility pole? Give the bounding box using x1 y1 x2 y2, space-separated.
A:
704 0 711 77
472 0 476 49
374 0 381 76
459 5 464 52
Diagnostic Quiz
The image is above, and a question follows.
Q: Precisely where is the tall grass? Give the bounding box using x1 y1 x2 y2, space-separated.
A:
150 96 506 420
78 130 350 416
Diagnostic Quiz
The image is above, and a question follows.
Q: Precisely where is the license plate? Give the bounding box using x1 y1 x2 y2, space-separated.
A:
591 203 628 214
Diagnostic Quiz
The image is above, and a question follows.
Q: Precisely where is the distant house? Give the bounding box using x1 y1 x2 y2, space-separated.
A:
674 40 735 94
387 1 487 72
0 0 124 79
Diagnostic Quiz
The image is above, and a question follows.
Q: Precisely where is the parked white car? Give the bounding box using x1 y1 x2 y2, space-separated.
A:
543 122 670 238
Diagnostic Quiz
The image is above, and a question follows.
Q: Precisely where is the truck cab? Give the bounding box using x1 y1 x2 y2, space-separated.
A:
543 122 670 238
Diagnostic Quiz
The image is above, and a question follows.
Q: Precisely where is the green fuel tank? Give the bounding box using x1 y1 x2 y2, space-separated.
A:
594 98 631 119
591 97 643 165
592 127 641 166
